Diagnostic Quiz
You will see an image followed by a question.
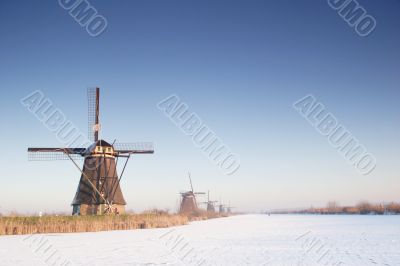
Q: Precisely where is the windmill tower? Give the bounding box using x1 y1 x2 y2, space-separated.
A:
28 88 154 215
179 173 205 214
200 191 218 212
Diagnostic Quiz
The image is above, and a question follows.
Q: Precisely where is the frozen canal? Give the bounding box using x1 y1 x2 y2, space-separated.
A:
0 214 399 265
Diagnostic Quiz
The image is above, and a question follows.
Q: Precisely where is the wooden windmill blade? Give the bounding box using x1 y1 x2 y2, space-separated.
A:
187 174 205 195
87 87 100 143
27 147 85 161
201 201 217 204
113 142 154 155
188 172 194 192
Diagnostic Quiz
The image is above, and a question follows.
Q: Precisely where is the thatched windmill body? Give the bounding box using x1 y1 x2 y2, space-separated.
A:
28 88 154 215
179 173 205 214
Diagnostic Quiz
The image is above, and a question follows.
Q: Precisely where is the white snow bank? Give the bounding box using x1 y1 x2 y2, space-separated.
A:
0 214 399 265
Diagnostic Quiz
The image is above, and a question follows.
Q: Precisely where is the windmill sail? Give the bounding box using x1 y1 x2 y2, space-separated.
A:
27 148 85 161
188 173 194 192
87 87 100 142
113 142 154 154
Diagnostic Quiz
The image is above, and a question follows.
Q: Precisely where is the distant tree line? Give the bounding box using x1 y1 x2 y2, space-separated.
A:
271 201 400 215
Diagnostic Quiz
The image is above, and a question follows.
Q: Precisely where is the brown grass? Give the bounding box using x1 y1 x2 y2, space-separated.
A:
0 212 188 236
185 210 231 221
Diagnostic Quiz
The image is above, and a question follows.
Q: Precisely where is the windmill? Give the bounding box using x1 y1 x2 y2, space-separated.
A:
28 88 154 215
217 197 226 213
179 173 205 214
199 190 218 212
226 201 236 213
218 203 226 214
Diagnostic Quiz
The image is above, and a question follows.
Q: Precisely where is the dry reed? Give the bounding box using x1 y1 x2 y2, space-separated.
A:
0 213 188 236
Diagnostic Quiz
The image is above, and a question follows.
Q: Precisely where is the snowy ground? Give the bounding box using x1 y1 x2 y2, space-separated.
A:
1 214 399 266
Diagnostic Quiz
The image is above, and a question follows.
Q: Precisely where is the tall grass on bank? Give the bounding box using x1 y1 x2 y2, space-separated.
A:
187 210 230 221
0 213 188 236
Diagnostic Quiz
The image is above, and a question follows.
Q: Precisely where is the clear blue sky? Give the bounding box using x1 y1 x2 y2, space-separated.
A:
0 0 399 214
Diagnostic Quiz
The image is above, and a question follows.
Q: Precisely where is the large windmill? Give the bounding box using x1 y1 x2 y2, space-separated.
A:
200 190 218 212
179 173 205 214
28 88 154 215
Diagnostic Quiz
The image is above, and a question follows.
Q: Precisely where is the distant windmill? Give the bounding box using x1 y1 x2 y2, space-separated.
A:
28 88 154 215
200 191 218 212
179 173 205 214
218 204 226 214
226 201 236 213
217 197 226 213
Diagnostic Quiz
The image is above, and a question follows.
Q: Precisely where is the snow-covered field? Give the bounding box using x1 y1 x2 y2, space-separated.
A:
1 214 399 266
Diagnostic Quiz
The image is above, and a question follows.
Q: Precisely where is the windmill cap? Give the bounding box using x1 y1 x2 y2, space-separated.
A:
85 139 113 154
95 139 113 147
